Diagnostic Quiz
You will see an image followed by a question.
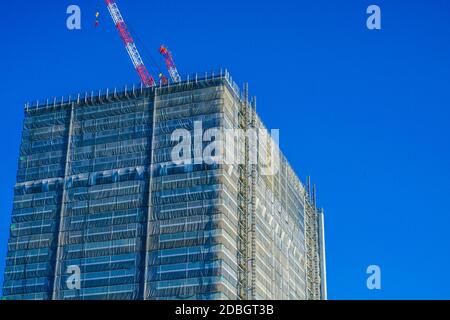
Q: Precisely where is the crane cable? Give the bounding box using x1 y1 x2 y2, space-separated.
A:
126 23 168 82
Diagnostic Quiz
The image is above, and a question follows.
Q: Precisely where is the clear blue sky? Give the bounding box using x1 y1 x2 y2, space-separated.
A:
1 0 449 299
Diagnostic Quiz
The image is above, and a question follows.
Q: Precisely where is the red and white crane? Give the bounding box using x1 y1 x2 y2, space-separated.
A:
104 0 155 87
159 45 181 83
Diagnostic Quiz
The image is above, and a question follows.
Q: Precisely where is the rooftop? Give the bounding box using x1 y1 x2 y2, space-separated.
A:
24 70 244 113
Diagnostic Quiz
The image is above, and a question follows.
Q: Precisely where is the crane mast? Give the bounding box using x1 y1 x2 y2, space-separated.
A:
159 45 181 83
104 0 155 87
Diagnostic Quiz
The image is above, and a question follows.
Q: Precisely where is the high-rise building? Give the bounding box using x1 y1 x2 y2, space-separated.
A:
2 72 326 300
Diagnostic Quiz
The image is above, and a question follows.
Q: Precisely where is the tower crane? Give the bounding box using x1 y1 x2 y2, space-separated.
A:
104 0 155 87
159 45 181 83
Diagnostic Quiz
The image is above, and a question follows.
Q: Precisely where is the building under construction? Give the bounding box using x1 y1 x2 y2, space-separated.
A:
2 71 327 300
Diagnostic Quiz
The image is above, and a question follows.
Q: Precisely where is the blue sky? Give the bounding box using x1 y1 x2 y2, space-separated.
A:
1 0 449 299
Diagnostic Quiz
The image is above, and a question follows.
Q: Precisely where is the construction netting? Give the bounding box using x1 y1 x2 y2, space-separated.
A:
146 83 239 299
3 107 70 300
4 75 313 300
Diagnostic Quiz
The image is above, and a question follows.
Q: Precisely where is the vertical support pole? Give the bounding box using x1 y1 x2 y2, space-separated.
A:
52 102 75 300
249 89 257 300
143 84 158 300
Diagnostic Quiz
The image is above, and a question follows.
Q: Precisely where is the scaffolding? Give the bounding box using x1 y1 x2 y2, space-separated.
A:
3 71 326 300
305 177 325 300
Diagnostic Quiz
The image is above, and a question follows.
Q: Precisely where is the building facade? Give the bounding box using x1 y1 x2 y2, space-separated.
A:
2 72 326 300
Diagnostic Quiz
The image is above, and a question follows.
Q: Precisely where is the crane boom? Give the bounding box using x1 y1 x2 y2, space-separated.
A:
159 45 181 83
105 0 155 87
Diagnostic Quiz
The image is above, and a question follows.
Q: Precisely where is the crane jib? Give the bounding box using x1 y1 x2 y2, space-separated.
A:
104 0 155 87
